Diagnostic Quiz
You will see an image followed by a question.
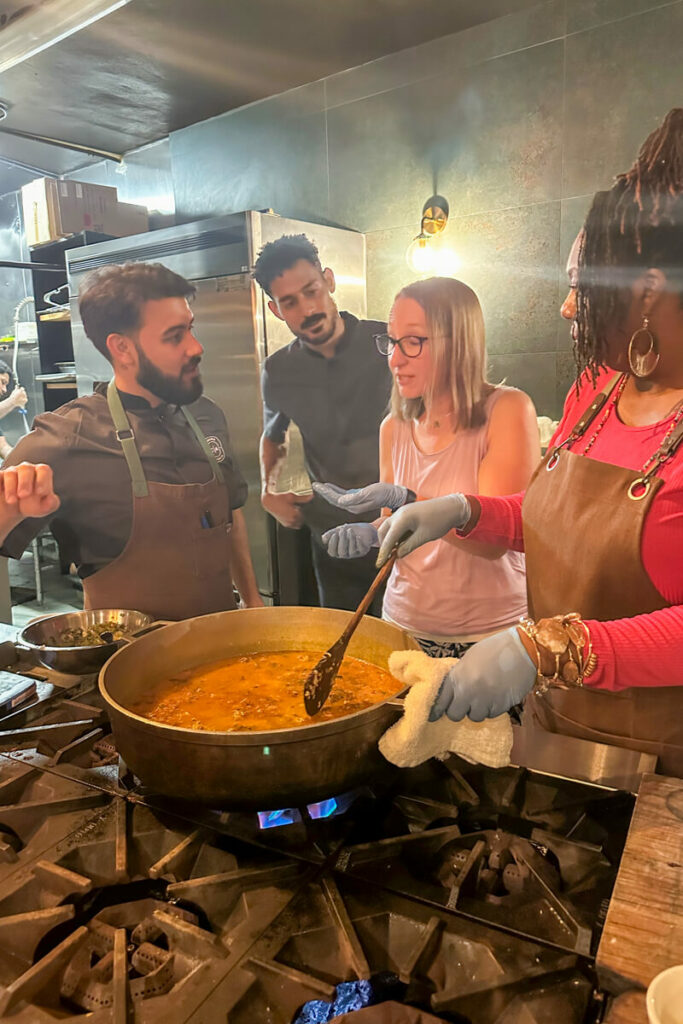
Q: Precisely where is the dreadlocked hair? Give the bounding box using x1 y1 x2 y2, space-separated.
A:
574 108 683 381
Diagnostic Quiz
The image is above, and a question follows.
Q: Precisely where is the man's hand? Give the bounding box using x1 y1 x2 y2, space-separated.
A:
261 490 313 529
313 481 409 515
0 463 60 524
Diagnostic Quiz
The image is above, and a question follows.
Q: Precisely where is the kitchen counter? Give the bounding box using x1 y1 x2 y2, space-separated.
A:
599 773 683 1023
605 991 648 1024
0 622 19 645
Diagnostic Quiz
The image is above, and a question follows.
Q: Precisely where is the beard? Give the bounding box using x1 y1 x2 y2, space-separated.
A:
299 310 338 347
135 346 203 405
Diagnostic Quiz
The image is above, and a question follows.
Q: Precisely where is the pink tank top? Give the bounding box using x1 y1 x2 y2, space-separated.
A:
383 388 528 641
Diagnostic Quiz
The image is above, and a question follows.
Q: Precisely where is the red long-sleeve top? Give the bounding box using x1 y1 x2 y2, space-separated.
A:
466 369 683 691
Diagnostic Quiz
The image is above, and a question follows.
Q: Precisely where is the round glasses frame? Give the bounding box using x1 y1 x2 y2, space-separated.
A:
374 333 428 358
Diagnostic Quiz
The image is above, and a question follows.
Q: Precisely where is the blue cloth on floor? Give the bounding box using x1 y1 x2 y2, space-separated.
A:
294 979 374 1023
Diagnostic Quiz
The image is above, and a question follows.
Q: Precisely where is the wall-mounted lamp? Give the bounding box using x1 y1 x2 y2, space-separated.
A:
405 194 460 277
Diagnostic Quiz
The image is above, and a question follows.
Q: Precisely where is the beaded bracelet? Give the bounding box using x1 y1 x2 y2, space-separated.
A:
518 613 597 696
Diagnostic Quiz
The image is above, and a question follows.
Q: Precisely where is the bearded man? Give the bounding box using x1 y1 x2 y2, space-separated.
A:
0 262 262 619
254 235 391 611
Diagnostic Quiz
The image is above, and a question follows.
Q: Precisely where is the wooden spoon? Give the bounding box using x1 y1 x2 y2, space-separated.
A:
303 547 400 716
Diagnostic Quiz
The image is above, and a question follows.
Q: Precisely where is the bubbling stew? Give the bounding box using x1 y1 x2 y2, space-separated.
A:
129 650 399 732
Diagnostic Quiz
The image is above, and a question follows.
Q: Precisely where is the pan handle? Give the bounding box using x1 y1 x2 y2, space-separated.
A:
118 620 174 646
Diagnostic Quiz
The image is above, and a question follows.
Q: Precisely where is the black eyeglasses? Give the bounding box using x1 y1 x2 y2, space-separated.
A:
374 333 428 358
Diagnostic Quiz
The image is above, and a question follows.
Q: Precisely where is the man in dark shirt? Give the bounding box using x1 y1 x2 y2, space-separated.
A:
254 234 392 610
0 262 262 620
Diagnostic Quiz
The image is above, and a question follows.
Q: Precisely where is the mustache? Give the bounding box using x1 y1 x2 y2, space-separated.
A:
182 356 202 372
301 313 325 330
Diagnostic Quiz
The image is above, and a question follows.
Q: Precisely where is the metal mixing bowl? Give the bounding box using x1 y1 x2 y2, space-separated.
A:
20 608 153 674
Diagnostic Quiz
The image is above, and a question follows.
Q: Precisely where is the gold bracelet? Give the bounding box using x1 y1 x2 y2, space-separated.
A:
518 613 597 696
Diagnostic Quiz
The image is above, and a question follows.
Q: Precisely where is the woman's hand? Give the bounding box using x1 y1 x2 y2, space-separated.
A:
429 627 536 722
313 481 410 514
376 494 471 565
9 387 27 410
321 522 379 558
0 463 60 524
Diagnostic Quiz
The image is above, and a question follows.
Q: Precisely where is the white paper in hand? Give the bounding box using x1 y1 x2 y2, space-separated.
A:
378 650 513 769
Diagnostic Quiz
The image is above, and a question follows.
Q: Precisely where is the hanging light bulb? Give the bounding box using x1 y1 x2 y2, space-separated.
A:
405 195 457 277
406 233 434 275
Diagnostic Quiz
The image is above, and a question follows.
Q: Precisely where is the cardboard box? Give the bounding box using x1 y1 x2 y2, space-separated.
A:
21 178 118 247
102 201 149 238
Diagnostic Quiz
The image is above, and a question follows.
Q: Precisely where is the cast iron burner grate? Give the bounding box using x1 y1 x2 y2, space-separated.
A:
332 762 634 958
59 897 225 1013
213 872 601 1024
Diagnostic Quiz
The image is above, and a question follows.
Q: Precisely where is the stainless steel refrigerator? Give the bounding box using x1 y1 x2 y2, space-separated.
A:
65 212 367 604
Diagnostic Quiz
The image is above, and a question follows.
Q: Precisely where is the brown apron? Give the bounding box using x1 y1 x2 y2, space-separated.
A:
523 373 683 776
83 381 237 621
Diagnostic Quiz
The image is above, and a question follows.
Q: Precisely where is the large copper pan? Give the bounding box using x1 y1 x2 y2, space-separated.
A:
99 607 418 809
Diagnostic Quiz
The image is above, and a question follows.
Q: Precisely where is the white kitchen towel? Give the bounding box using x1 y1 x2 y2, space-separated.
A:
378 650 513 769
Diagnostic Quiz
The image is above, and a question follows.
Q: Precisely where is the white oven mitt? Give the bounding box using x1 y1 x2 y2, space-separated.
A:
378 650 513 769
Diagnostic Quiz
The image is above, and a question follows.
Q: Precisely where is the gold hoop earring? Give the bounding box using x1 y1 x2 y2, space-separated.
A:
628 317 660 378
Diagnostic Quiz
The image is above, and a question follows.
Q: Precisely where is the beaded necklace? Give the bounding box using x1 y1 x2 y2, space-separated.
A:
580 375 627 456
580 373 683 471
642 403 683 473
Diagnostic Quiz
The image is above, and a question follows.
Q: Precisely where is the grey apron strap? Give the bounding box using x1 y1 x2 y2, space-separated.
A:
106 380 149 498
181 405 223 481
107 380 223 494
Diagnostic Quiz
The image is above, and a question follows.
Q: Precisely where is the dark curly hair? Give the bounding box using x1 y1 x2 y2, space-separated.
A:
575 108 683 380
252 234 323 297
0 360 15 396
79 262 196 361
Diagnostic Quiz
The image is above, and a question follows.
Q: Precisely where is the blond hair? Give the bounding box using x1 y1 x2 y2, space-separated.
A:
390 277 492 429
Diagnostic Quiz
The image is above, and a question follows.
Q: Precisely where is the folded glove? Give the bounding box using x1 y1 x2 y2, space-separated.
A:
313 481 410 514
430 627 536 722
321 522 379 559
376 493 471 566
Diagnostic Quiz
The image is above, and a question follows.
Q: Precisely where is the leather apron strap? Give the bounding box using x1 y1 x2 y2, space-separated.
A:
546 373 623 460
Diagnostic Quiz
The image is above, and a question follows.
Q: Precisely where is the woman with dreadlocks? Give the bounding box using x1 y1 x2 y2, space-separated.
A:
377 107 683 775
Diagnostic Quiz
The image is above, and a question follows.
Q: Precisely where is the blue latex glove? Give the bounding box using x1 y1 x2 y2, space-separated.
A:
322 522 379 559
430 627 536 722
313 481 409 514
376 493 471 566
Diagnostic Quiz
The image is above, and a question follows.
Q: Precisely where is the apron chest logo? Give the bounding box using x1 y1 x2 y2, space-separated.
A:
205 436 226 463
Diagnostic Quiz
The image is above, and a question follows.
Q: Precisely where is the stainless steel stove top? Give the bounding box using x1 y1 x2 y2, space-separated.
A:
0 636 643 1023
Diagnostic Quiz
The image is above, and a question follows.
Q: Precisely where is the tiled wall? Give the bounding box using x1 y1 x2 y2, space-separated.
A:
6 0 681 416
168 0 683 417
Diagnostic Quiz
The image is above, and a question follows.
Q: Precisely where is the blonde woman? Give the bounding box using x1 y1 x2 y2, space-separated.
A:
315 277 540 655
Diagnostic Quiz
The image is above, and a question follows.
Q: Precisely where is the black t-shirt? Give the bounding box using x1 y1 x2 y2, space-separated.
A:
1 385 248 577
261 312 392 534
